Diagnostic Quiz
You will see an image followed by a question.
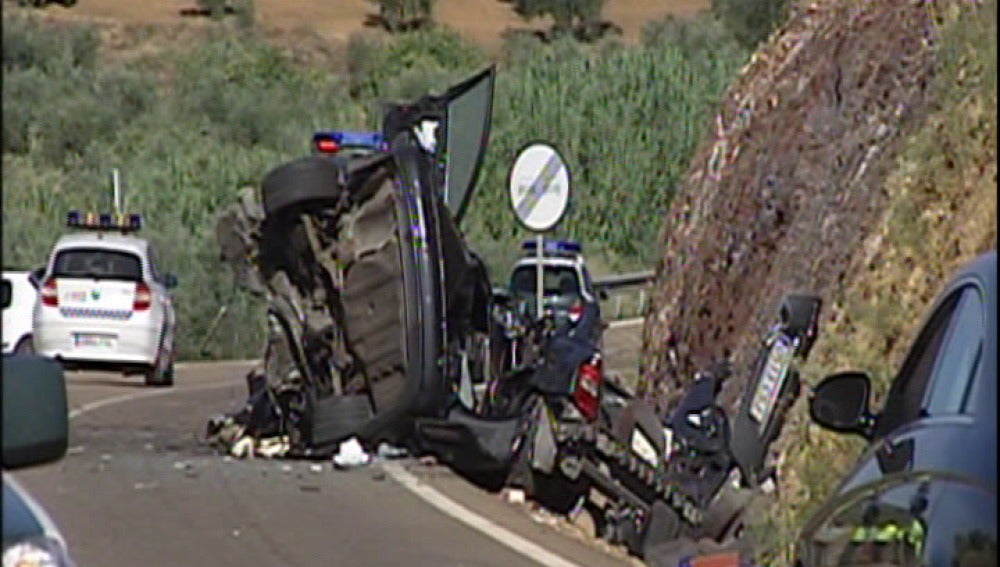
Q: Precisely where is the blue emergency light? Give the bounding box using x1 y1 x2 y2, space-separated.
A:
522 239 582 256
67 210 142 232
312 131 388 154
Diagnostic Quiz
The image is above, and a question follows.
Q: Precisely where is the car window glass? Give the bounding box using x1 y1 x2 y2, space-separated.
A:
510 266 580 299
924 287 985 415
147 245 163 283
1 279 11 309
802 479 935 566
53 248 143 282
876 291 963 436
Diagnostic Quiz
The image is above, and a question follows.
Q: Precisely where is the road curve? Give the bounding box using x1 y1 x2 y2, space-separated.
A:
13 324 644 567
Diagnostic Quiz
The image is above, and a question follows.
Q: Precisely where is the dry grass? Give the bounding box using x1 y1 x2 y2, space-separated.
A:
31 0 709 51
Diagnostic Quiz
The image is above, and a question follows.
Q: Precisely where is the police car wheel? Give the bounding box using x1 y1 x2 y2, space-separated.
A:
144 337 174 387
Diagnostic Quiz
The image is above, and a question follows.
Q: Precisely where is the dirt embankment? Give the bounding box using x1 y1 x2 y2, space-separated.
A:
638 0 942 411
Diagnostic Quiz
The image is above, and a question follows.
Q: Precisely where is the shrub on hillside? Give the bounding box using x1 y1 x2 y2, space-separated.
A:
711 0 791 48
346 28 485 101
2 14 98 72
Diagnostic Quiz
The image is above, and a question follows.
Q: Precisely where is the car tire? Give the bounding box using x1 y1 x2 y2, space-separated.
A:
261 156 344 216
13 336 34 355
145 332 174 387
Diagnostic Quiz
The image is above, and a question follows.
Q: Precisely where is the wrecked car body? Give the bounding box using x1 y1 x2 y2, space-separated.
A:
210 68 498 456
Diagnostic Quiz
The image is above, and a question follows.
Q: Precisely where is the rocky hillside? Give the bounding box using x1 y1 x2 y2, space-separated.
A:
640 0 990 406
639 0 996 559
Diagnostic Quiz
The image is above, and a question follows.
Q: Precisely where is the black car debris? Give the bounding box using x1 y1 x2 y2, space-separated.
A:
209 67 498 455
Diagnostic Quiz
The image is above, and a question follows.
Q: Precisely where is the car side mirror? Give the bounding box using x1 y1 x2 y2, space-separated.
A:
164 273 179 289
809 371 876 439
2 355 69 470
28 267 45 289
598 288 609 301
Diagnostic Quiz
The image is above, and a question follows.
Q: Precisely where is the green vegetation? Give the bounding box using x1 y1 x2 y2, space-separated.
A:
1 8 747 360
371 0 435 33
511 0 606 40
756 1 998 563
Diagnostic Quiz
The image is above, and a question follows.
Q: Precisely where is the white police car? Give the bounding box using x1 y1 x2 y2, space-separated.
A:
31 212 178 386
505 240 607 347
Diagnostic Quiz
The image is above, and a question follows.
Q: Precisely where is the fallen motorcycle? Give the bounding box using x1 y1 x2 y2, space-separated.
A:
414 292 821 561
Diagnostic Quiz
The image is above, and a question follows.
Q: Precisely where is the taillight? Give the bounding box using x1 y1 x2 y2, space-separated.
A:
133 282 152 311
568 303 584 324
41 278 58 307
573 354 603 422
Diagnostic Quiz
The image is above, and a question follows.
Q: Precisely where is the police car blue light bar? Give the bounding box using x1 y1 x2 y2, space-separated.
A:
522 239 582 255
67 210 142 232
312 131 388 154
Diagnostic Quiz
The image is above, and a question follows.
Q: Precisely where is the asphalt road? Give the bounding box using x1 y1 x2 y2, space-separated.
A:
12 322 645 567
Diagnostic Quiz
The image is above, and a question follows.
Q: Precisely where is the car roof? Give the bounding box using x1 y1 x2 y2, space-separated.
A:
513 256 581 270
51 232 149 257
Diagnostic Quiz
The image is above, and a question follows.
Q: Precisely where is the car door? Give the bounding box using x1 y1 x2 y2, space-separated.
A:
799 473 995 566
800 283 994 565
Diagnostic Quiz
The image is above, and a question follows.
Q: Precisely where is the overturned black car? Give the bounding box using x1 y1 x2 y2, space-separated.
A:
210 68 498 455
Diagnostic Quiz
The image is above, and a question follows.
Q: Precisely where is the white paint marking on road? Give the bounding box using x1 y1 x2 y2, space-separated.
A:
382 462 582 567
68 380 242 420
607 317 643 329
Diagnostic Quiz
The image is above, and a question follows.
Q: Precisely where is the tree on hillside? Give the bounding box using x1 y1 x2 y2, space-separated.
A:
372 0 435 33
511 0 608 41
711 0 791 48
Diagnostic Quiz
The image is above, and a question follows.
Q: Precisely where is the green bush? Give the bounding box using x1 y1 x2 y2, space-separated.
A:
710 0 791 48
2 12 746 358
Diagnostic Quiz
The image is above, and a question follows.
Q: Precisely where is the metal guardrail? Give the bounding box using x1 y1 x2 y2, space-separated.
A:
593 270 655 320
592 270 655 291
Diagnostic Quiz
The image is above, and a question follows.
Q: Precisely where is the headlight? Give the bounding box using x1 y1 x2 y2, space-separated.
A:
3 537 72 567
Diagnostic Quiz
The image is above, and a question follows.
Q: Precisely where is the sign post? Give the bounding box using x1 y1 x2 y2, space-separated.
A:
111 168 122 215
507 142 571 321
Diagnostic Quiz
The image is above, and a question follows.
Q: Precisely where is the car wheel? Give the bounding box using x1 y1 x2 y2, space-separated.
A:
144 333 174 387
261 156 344 216
13 336 34 355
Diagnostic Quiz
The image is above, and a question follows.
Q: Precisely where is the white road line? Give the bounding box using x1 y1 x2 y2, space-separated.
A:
382 462 581 567
607 317 643 329
64 364 584 567
68 380 242 420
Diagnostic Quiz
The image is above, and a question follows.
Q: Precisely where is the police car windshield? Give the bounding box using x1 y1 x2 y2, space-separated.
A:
53 248 142 282
510 266 580 299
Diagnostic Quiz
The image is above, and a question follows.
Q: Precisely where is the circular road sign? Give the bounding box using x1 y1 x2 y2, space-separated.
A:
507 142 570 232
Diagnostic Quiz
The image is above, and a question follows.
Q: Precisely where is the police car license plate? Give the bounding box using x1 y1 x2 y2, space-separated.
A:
74 333 116 349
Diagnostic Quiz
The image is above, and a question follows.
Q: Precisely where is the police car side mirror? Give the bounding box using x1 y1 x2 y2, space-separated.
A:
809 371 876 439
598 289 609 301
164 273 179 289
28 267 45 290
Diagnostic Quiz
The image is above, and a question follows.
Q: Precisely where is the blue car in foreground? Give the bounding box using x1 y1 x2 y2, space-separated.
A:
798 250 997 566
2 353 76 567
